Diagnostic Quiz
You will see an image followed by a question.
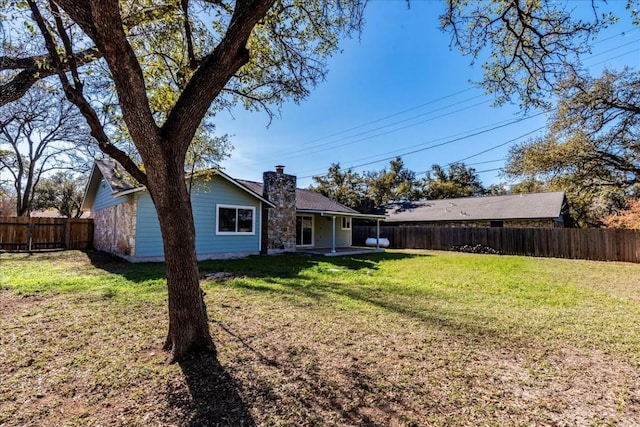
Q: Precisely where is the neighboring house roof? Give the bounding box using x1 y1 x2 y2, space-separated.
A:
384 192 568 223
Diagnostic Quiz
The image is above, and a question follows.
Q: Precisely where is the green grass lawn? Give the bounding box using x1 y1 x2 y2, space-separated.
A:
1 250 639 426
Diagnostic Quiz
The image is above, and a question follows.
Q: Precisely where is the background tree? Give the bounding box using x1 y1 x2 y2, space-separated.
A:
1 0 365 361
445 1 638 226
504 69 640 226
442 0 620 109
0 84 91 216
0 181 15 216
423 162 485 199
31 171 85 218
310 163 365 210
364 157 422 206
485 183 509 196
602 199 640 229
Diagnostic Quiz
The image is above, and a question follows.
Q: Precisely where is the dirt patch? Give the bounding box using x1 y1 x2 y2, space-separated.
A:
0 290 48 316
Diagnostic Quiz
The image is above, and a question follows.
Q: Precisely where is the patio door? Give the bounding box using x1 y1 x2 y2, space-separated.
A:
296 215 313 246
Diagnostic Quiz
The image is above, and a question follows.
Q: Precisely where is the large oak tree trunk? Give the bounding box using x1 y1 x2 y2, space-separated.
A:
146 156 215 362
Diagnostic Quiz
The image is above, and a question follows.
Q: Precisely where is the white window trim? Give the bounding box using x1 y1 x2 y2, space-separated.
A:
216 204 256 235
341 216 352 230
296 214 314 247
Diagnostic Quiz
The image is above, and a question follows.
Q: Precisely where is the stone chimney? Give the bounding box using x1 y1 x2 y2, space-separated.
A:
262 166 297 253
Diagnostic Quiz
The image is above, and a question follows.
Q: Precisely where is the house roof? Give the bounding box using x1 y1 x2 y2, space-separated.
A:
82 159 374 217
81 159 141 211
384 192 568 223
236 179 359 213
235 179 384 218
81 159 274 211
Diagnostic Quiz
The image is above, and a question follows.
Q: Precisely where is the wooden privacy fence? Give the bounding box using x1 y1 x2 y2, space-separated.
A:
354 225 640 263
0 217 94 251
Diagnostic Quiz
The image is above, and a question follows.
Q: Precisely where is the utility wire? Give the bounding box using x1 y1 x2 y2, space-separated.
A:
280 99 492 161
283 30 639 180
293 87 477 147
279 94 488 158
413 126 544 177
275 40 639 169
299 111 548 179
317 116 523 167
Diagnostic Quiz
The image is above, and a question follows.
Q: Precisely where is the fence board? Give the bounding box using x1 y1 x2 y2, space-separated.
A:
0 217 93 251
353 225 640 263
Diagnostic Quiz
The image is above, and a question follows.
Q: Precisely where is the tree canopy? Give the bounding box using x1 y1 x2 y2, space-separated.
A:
310 162 365 210
310 158 491 210
0 84 91 216
31 171 85 218
504 68 640 226
602 199 640 229
363 157 421 206
423 162 486 199
441 0 626 109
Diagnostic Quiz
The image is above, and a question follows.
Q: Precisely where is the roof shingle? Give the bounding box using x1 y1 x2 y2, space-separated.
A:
235 179 358 214
384 192 567 223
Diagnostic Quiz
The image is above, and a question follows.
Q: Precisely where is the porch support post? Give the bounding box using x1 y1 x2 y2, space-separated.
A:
331 216 337 253
376 219 380 249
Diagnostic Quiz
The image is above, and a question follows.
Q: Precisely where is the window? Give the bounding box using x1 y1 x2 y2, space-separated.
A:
216 205 255 234
341 217 352 230
296 215 313 246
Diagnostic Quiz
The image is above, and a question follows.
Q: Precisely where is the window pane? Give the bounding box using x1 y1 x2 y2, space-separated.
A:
342 217 351 229
296 215 313 245
296 216 303 245
238 209 253 232
219 207 236 232
303 228 312 245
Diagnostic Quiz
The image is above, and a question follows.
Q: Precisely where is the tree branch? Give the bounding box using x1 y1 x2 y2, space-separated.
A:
0 2 178 107
161 0 277 151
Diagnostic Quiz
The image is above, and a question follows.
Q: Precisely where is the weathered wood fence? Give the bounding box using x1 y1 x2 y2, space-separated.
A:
354 225 640 263
0 217 94 251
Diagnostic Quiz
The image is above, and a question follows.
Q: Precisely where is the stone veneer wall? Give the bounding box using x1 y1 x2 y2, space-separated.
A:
93 198 137 257
263 171 297 252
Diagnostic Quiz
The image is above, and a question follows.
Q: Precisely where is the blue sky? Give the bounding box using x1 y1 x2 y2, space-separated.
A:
216 1 640 189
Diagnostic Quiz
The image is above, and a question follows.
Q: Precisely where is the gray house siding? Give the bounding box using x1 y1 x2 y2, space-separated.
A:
133 192 163 258
133 176 262 260
93 179 126 211
192 178 262 257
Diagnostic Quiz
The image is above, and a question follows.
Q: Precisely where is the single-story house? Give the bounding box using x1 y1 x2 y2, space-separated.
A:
81 159 385 261
383 192 572 228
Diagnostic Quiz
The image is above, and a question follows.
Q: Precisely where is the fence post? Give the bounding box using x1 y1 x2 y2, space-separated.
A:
64 219 70 249
28 219 33 251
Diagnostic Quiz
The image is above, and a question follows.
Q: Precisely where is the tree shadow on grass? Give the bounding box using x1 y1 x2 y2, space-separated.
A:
85 250 167 282
167 352 256 426
85 250 423 284
200 251 425 279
